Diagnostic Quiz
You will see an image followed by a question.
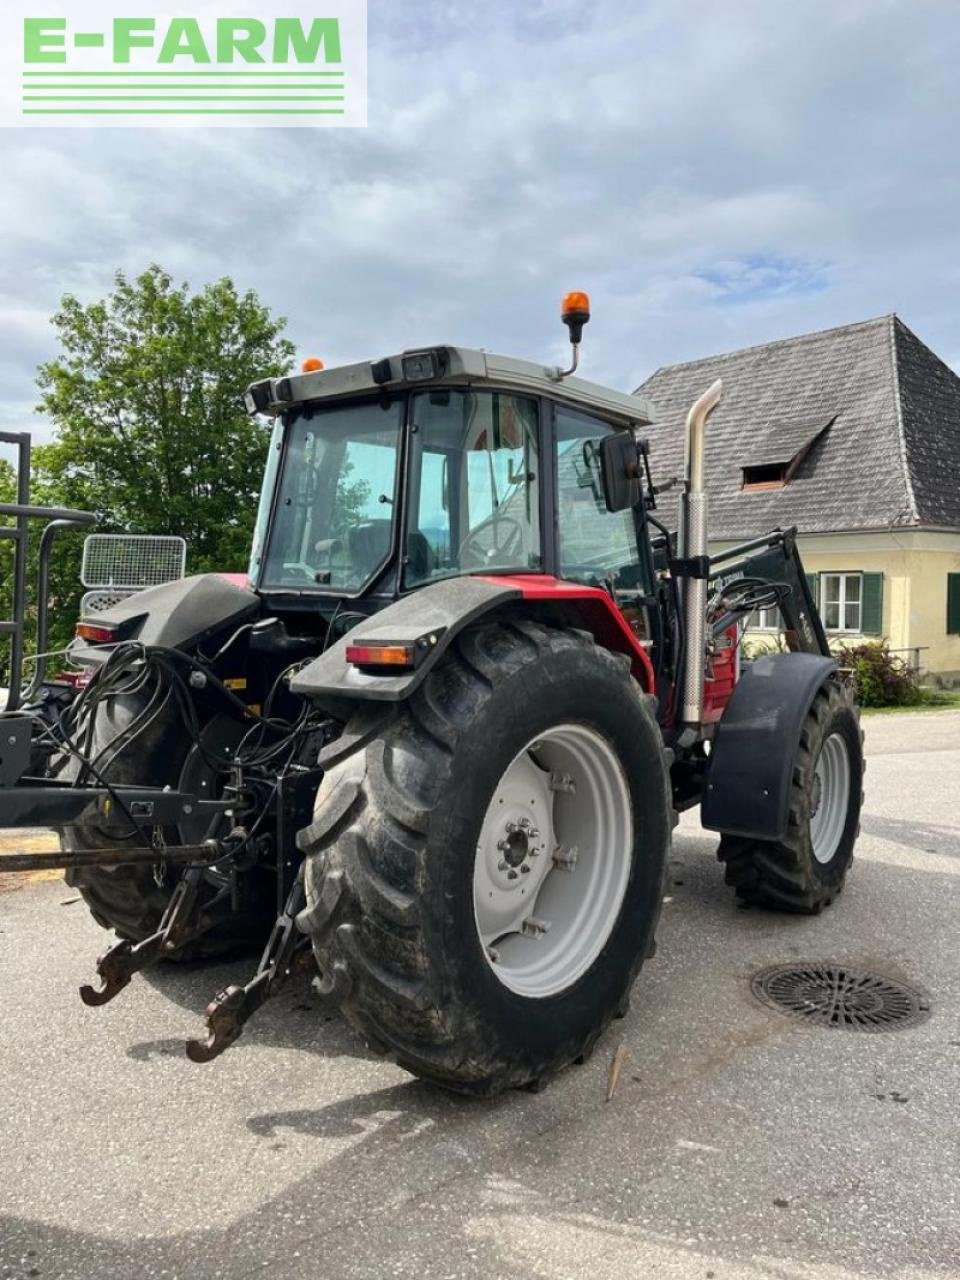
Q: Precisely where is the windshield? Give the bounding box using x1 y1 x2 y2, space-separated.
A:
259 399 403 592
405 390 541 587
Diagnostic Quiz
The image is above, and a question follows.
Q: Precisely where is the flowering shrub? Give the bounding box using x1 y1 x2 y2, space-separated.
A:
833 640 922 708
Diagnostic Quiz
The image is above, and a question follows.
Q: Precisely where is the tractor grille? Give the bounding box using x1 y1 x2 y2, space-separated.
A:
751 963 931 1032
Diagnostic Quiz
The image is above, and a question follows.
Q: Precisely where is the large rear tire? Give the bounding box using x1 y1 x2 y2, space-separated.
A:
298 620 671 1095
717 679 863 913
61 692 273 960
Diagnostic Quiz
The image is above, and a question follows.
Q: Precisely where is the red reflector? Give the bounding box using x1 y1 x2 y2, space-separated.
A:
345 643 415 669
75 621 118 644
54 668 95 689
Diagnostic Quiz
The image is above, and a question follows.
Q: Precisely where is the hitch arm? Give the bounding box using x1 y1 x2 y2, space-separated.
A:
79 864 228 1006
185 867 310 1063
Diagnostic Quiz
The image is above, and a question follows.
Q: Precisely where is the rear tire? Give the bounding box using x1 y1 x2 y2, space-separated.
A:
717 679 863 914
298 620 671 1095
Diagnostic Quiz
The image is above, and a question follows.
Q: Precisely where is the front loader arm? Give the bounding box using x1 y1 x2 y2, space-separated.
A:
707 527 829 656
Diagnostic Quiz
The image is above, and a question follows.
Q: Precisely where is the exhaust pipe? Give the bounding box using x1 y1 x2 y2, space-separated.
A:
677 378 723 726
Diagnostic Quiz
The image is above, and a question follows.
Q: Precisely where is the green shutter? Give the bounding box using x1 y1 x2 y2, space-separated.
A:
805 573 818 607
861 572 883 635
947 573 960 635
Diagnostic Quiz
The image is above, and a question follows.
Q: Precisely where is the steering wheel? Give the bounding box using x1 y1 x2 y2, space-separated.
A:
459 515 524 567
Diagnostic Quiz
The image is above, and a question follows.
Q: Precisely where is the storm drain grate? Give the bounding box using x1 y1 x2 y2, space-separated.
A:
751 963 931 1032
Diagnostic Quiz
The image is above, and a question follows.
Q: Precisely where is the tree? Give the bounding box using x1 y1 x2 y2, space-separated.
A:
28 265 294 650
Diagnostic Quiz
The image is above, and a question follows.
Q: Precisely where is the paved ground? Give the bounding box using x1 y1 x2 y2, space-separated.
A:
1 712 958 1280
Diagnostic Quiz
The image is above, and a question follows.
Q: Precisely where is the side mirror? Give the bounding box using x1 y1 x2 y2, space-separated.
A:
599 432 641 512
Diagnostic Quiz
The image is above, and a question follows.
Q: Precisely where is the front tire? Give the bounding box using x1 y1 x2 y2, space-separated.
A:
299 620 671 1095
717 679 863 913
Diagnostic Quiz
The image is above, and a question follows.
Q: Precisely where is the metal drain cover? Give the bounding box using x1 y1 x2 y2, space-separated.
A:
751 963 931 1032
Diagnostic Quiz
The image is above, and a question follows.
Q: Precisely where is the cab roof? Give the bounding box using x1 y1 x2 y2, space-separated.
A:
246 345 655 430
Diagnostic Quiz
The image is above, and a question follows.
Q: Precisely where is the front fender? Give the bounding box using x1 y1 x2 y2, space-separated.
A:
701 652 838 841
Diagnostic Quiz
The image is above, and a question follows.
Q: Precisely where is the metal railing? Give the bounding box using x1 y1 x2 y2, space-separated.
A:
0 430 96 710
888 646 929 676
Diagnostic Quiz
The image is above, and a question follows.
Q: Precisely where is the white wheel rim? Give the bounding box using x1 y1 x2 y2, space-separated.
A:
472 723 633 998
809 732 851 865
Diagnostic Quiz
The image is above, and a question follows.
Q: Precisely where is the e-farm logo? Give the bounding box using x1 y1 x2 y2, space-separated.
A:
2 2 366 127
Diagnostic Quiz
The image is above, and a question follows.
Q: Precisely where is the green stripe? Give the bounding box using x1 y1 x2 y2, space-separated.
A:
23 108 346 114
23 70 344 77
24 95 345 101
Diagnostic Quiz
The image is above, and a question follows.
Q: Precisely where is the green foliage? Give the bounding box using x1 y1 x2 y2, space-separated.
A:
14 265 294 654
833 639 923 708
332 460 371 538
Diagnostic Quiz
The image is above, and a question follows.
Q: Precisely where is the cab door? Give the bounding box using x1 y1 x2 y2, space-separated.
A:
551 404 662 672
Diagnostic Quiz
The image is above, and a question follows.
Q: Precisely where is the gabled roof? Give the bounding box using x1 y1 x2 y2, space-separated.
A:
634 315 960 537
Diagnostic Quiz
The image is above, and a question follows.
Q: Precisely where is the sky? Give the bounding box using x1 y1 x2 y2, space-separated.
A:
1 0 959 443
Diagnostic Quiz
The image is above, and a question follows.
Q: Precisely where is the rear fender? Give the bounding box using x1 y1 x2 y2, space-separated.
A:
701 652 838 841
290 574 655 709
72 573 260 666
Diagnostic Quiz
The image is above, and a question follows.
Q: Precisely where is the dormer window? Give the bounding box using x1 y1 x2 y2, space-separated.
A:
742 463 787 490
740 416 834 492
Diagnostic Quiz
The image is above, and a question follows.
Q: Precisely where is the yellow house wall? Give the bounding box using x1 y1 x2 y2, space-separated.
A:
710 529 960 676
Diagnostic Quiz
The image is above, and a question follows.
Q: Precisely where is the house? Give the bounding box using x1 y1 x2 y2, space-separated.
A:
635 315 960 677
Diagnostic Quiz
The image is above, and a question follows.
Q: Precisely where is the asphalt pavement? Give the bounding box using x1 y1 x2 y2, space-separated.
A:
1 711 958 1280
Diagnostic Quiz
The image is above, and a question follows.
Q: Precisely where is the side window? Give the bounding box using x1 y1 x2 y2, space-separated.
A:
415 451 451 565
554 408 644 589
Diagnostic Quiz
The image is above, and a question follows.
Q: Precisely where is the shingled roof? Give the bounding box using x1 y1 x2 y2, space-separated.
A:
635 315 960 538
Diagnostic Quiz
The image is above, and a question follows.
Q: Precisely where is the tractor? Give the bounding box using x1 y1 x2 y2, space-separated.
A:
0 294 863 1094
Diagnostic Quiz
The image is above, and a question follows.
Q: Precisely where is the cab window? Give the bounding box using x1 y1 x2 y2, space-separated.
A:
405 391 541 586
554 407 648 593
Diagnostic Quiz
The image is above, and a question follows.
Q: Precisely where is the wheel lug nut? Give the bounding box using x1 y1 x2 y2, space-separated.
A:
498 859 509 871
520 864 531 874
507 869 518 880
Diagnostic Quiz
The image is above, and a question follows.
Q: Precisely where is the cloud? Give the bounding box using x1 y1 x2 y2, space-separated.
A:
0 0 958 450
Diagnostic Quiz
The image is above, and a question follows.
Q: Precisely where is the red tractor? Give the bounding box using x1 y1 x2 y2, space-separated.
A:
0 295 862 1094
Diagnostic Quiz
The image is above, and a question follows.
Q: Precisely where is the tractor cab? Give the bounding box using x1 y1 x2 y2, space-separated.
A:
244 323 664 673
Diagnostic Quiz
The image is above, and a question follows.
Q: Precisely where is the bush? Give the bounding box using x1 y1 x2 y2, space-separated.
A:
833 640 923 708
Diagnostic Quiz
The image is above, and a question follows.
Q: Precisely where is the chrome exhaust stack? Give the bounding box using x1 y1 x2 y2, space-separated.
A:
677 379 723 727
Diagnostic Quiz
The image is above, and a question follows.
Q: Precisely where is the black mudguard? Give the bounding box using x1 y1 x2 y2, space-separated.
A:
72 574 260 666
290 576 523 707
701 652 838 841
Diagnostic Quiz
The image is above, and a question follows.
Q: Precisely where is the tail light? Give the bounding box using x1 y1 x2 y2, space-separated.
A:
345 642 417 670
75 621 119 644
345 630 444 672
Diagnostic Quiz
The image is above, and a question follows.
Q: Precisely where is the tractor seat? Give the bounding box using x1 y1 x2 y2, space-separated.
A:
347 520 392 575
405 531 435 581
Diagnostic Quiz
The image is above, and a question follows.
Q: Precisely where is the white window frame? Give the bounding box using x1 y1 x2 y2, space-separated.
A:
820 571 862 633
747 603 781 632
